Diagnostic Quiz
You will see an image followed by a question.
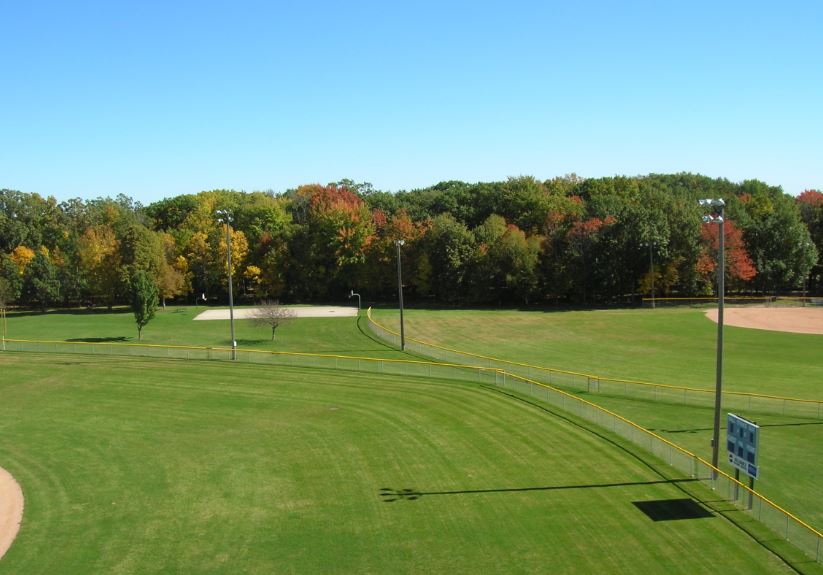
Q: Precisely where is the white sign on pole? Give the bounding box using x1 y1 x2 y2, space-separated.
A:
726 413 760 479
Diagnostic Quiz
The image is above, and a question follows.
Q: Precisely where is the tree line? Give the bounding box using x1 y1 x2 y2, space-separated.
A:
1 173 821 310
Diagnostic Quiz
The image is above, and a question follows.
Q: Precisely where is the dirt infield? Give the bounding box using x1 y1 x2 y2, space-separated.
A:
0 466 23 561
194 306 358 320
705 306 823 334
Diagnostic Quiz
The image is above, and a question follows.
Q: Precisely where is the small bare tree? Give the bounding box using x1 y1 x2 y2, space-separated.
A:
251 300 296 341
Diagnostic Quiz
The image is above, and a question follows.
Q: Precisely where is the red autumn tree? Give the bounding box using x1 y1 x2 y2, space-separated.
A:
697 219 757 289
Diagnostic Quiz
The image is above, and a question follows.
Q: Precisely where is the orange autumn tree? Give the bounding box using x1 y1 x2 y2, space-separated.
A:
289 184 376 298
308 184 375 268
697 219 756 292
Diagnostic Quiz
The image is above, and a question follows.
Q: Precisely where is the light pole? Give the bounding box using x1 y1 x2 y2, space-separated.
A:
216 210 237 361
1 306 6 351
642 239 656 309
349 290 361 314
700 198 725 477
395 240 406 351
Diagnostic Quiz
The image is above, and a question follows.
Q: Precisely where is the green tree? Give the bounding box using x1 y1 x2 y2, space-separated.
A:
426 214 476 303
131 270 159 340
0 254 23 307
734 180 816 292
796 190 823 293
22 251 61 311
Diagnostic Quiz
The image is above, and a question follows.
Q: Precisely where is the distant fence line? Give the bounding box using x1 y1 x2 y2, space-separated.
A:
365 308 823 420
1 336 822 564
641 295 823 307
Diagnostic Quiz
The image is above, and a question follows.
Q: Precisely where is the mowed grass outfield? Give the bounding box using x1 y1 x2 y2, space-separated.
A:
371 307 823 540
371 307 823 399
0 352 809 574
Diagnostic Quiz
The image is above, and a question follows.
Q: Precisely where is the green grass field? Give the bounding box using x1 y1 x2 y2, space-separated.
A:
371 307 823 542
371 307 823 399
0 352 811 574
3 306 403 359
579 391 823 531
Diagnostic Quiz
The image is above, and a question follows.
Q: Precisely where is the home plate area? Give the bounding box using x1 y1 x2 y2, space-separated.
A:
193 306 358 320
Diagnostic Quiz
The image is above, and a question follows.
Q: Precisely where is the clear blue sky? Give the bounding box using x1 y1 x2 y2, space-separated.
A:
2 0 821 205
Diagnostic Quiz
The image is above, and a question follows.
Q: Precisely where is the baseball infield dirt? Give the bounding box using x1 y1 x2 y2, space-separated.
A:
0 466 23 561
705 306 823 334
194 306 358 320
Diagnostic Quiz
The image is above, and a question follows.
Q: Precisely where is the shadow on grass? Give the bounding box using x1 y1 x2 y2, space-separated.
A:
7 307 132 318
474 384 819 574
379 478 700 503
236 339 269 346
633 498 714 521
652 420 823 434
65 337 130 343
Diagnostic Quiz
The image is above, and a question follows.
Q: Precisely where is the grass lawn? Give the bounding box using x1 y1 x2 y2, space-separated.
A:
3 306 403 359
575 389 823 533
370 307 823 545
371 307 823 400
0 352 812 574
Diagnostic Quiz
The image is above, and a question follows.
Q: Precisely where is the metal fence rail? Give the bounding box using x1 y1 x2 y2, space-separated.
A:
366 308 823 419
2 336 822 565
498 370 823 565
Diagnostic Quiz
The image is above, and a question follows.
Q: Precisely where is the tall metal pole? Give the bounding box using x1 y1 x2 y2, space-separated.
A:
395 240 405 351
217 210 237 361
649 242 655 309
226 220 236 361
710 203 725 475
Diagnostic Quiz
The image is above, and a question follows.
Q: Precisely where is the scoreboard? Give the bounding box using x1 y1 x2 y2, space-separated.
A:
726 413 760 480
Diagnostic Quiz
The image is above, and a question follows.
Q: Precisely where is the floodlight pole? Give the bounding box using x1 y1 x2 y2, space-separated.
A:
395 240 406 351
649 242 656 309
217 210 237 361
701 199 725 478
1 307 6 351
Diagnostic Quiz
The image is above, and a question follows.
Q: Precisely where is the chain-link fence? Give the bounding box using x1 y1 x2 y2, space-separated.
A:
366 309 823 420
2 335 822 565
497 370 823 565
0 338 504 387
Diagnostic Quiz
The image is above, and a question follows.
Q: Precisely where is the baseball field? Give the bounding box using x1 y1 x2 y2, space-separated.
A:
1 305 821 573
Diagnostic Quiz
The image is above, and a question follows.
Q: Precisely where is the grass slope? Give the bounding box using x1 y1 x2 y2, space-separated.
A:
372 307 823 399
0 353 806 574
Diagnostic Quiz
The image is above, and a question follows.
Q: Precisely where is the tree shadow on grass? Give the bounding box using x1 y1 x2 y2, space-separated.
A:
65 337 130 343
235 339 269 346
7 307 132 319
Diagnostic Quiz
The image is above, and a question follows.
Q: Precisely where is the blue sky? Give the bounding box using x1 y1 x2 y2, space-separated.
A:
1 1 821 204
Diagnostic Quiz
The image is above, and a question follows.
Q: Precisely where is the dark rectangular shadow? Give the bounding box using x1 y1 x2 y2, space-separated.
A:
633 498 714 522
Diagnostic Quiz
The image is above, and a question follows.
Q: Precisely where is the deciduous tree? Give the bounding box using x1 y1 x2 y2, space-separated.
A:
250 300 296 341
131 270 159 340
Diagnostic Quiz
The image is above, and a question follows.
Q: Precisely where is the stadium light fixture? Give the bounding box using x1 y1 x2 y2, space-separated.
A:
700 198 725 478
216 210 237 361
395 240 406 351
